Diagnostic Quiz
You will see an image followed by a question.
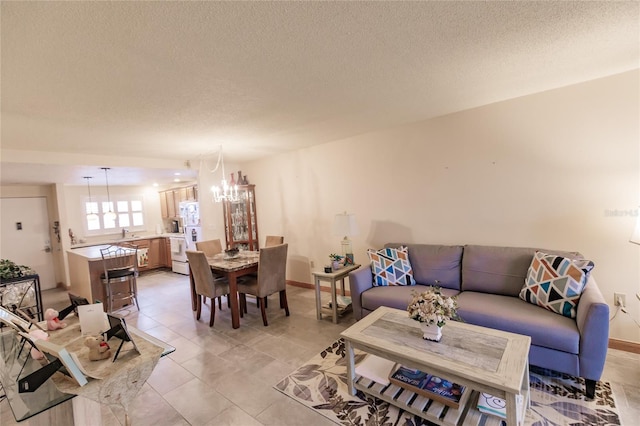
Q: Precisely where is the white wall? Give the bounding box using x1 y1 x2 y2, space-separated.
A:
195 157 240 246
61 184 165 244
242 70 640 343
0 185 65 287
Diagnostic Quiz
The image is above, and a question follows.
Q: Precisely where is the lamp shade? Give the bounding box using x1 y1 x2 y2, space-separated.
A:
333 213 358 237
630 213 640 245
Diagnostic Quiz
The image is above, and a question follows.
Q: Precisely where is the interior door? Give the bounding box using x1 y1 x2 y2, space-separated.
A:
0 197 57 289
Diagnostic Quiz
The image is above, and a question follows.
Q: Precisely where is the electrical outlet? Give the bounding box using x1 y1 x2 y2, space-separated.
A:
614 293 626 308
310 260 315 268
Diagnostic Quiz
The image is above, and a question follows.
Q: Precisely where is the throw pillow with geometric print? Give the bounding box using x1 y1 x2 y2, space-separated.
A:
367 246 416 286
520 251 594 318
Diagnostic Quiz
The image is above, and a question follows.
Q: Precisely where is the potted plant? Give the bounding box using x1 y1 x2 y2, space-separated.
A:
0 259 35 281
328 253 344 270
407 286 458 342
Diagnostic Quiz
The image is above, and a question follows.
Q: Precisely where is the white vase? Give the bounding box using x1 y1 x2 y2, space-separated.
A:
420 323 443 342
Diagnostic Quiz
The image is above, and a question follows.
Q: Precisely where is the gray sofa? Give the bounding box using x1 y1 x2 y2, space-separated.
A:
349 243 609 398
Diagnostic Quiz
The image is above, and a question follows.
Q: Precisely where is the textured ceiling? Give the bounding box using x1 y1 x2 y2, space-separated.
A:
1 1 638 186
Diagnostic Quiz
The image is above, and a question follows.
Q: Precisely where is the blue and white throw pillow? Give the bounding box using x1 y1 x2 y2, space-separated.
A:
519 251 594 318
367 246 416 286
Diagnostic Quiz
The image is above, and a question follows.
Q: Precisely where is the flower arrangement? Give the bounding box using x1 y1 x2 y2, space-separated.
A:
407 286 458 327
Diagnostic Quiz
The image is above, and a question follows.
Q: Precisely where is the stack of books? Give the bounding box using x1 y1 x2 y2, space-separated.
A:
476 392 524 421
324 295 352 310
388 365 466 409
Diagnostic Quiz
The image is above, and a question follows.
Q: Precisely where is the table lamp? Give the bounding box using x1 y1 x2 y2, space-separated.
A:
333 212 358 264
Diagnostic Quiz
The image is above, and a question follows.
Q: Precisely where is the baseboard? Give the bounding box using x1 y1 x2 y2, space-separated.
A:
609 338 640 354
287 280 351 296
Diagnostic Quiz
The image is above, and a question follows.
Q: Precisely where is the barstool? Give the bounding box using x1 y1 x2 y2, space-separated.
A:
100 244 139 313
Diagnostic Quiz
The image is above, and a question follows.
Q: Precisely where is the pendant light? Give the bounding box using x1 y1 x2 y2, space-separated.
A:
84 176 99 221
101 167 117 221
211 146 239 203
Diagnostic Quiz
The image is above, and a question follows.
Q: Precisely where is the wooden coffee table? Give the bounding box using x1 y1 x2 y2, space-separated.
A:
341 306 531 426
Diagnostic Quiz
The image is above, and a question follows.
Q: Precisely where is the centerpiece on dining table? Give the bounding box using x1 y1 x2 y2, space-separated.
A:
407 286 458 342
224 247 240 259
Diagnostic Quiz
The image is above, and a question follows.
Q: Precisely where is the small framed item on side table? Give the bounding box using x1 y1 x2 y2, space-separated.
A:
18 334 89 392
103 313 140 361
77 303 109 336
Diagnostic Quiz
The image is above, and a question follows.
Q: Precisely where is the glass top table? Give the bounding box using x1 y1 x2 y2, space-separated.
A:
0 315 174 422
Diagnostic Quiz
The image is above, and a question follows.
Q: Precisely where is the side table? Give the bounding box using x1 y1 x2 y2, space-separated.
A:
312 264 360 323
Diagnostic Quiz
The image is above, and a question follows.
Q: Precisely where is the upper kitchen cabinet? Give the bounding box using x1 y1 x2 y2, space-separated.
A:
159 185 197 219
223 185 259 251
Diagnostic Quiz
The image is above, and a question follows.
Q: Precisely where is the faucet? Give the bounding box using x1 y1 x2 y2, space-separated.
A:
122 228 129 238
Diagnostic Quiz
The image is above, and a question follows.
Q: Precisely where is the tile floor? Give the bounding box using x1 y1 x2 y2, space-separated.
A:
2 269 639 425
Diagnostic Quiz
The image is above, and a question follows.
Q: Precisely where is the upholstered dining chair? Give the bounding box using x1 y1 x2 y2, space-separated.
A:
186 250 230 326
195 239 223 257
237 243 289 326
265 235 284 247
195 239 227 309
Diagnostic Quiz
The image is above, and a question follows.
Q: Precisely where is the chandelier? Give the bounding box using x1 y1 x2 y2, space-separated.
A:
211 146 239 203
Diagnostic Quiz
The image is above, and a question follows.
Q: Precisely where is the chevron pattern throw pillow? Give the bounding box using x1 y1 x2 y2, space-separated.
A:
367 246 416 286
520 251 594 318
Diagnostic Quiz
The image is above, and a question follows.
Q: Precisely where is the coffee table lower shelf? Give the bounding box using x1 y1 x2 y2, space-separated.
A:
354 375 470 426
354 376 515 426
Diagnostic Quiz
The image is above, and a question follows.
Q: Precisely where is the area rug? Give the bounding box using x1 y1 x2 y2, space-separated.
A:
275 339 621 426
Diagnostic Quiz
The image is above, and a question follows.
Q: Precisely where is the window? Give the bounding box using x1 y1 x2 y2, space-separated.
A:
83 196 145 235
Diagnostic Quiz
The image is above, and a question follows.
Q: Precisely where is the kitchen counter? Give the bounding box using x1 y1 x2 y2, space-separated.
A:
67 244 113 261
70 233 183 249
67 246 137 309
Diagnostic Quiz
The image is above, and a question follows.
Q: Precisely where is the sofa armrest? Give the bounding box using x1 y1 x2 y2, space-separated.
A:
349 265 373 320
575 275 609 381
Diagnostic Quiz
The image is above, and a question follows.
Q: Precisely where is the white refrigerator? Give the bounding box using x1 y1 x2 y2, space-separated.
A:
185 226 202 250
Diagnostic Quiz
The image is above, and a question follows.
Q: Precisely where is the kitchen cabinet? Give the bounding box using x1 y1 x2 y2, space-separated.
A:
147 238 163 269
131 238 165 270
166 191 176 218
163 238 172 267
223 185 259 251
159 185 198 219
160 192 169 218
133 239 150 271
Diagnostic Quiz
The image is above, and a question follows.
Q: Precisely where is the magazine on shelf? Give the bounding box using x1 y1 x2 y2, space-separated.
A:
476 392 524 421
388 365 466 409
324 295 352 310
354 354 396 386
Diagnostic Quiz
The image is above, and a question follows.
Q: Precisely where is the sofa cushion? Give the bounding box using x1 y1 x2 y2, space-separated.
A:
519 251 594 319
386 243 463 291
461 245 583 297
367 246 416 286
361 284 460 314
456 291 579 354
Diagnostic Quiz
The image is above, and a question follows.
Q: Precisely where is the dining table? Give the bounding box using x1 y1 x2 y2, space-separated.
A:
189 250 259 329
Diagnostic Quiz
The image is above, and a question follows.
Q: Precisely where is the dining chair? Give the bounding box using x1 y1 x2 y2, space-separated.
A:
195 239 228 309
237 243 289 326
265 235 284 247
195 239 223 256
100 243 139 314
186 250 230 326
244 236 282 308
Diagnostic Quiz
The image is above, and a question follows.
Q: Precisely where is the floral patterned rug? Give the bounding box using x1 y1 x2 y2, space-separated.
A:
275 339 621 426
